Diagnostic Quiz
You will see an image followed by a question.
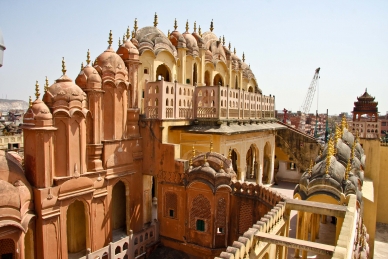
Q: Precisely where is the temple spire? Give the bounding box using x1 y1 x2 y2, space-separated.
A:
80 62 84 71
193 21 197 33
242 52 245 62
35 81 40 100
222 35 225 46
185 20 189 32
153 12 158 27
62 57 67 75
107 30 113 46
133 18 138 34
234 47 236 55
86 49 91 65
44 76 49 92
126 26 130 40
198 25 202 37
174 18 178 30
210 19 214 32
228 42 231 51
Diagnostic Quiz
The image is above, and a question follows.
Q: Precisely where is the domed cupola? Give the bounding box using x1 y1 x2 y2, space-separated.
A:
135 13 177 57
187 145 237 191
95 31 128 82
182 21 199 57
23 81 53 126
168 18 186 49
75 50 102 90
117 27 140 61
43 58 88 114
191 22 205 49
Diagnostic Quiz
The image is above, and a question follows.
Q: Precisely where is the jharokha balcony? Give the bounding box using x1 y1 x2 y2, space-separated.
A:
144 80 275 121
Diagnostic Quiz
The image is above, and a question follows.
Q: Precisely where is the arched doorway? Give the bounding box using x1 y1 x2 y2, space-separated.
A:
67 200 87 255
0 239 15 259
263 142 272 184
213 73 223 86
193 63 198 86
246 145 258 180
205 71 210 86
231 149 238 175
112 181 127 239
156 64 170 82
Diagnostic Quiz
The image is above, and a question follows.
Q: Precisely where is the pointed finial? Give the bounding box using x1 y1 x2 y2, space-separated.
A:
86 49 91 65
341 115 347 132
154 12 158 27
210 19 214 32
189 156 193 166
228 42 231 51
326 138 334 175
308 159 313 176
167 29 170 37
174 18 178 30
193 21 197 32
345 158 351 180
222 35 225 45
44 76 49 92
118 37 121 47
29 96 32 107
220 160 223 169
242 52 245 62
107 30 113 46
134 18 138 33
35 81 40 100
81 62 84 71
192 145 196 157
234 47 236 55
198 25 202 37
126 26 131 40
185 20 189 32
204 153 207 163
210 141 213 152
351 142 356 161
228 147 232 160
61 57 67 75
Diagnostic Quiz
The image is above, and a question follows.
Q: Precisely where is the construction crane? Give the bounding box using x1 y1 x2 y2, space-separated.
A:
300 67 320 114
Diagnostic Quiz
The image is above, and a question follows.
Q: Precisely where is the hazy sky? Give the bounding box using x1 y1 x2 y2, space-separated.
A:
0 0 387 115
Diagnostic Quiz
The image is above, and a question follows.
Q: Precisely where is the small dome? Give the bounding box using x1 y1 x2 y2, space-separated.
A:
117 39 140 61
75 64 102 90
23 99 52 123
95 47 128 81
43 74 87 111
169 30 186 49
182 32 199 56
192 32 204 48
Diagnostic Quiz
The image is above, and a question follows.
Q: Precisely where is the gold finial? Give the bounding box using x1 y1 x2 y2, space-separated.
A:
210 19 214 32
325 138 334 175
154 12 158 27
351 142 356 160
228 42 231 50
35 81 40 100
44 76 49 92
345 158 351 180
222 35 225 45
29 96 32 107
134 18 138 32
198 25 202 37
204 153 207 163
192 145 196 157
228 147 232 160
107 30 113 46
234 47 236 55
118 37 121 47
167 29 170 37
308 159 313 176
61 57 67 75
193 21 197 32
333 125 340 155
185 20 189 32
81 62 84 71
210 141 213 152
220 160 223 169
173 18 178 30
189 157 192 166
242 52 245 62
86 49 91 65
126 26 130 40
341 114 347 132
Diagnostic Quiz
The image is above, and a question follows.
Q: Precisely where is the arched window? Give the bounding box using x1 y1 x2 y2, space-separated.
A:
171 87 174 94
170 99 173 106
156 64 170 82
179 88 182 95
155 85 159 94
179 100 181 106
166 99 169 106
213 73 223 86
155 98 158 106
166 86 169 94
